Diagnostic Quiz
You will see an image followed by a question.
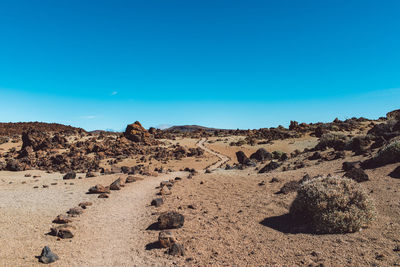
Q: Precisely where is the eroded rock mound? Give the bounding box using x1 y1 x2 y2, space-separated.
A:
124 121 152 144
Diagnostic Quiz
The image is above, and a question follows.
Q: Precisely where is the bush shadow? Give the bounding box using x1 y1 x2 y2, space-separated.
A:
259 213 312 234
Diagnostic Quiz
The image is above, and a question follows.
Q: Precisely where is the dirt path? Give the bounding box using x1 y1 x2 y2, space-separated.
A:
197 138 230 170
54 171 188 267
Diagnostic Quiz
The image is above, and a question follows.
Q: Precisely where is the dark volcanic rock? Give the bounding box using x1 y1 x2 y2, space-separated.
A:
342 161 360 171
110 178 124 190
39 246 59 264
158 211 184 229
236 151 249 165
168 243 185 256
88 184 110 194
250 148 272 161
6 159 24 171
344 167 369 182
63 171 76 180
258 161 280 173
151 198 163 207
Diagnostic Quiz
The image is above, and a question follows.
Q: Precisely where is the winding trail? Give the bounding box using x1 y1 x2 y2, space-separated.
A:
58 172 185 267
196 138 230 170
51 139 230 266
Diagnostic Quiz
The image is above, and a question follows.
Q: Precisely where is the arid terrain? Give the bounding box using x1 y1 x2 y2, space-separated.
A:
0 111 400 266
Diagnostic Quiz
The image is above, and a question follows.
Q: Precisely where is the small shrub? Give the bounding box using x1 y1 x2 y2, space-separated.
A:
362 140 400 168
289 176 375 234
375 141 400 165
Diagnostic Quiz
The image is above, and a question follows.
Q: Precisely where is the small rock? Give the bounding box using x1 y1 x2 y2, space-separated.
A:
151 198 163 207
168 243 185 256
110 178 124 190
88 184 110 194
42 185 49 188
50 225 74 239
39 246 59 264
258 181 266 186
67 207 84 216
98 193 109 198
270 177 280 183
63 172 76 180
52 214 72 224
158 211 184 229
159 231 176 248
160 186 172 195
78 202 93 209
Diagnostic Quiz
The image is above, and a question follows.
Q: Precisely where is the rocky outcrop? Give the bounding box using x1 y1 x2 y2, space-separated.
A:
124 121 152 144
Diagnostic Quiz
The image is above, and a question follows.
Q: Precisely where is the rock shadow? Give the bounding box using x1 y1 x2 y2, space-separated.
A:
145 241 162 250
146 222 160 231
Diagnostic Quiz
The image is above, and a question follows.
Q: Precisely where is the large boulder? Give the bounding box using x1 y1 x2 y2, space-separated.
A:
123 121 151 143
250 148 272 161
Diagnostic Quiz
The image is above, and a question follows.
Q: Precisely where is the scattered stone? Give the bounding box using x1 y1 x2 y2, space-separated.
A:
67 207 84 216
151 198 163 207
88 184 110 194
39 246 59 264
258 181 266 186
278 181 301 194
78 202 93 209
187 204 197 210
270 177 280 183
52 214 72 224
98 193 109 198
158 231 176 248
85 171 96 178
174 177 182 181
158 211 184 229
50 225 74 239
110 178 124 190
344 168 369 182
168 243 185 256
258 161 280 173
24 174 31 177
342 161 360 171
63 171 76 180
50 183 57 185
205 169 212 173
126 176 141 183
42 185 49 188
160 186 172 195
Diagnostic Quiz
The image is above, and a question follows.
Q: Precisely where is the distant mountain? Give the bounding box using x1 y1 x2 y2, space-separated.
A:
164 125 222 133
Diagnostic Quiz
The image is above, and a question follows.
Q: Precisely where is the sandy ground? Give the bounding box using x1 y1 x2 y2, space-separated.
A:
0 169 186 266
155 155 400 266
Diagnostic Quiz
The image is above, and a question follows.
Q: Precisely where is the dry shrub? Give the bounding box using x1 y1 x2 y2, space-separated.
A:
289 176 375 234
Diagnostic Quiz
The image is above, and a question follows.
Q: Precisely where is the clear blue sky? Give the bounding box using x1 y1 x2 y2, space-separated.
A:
0 0 399 131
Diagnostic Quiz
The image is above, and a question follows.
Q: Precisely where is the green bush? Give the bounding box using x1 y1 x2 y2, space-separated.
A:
289 176 375 234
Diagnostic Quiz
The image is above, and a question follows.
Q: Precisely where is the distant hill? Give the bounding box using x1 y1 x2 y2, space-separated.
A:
0 122 86 136
164 125 223 133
